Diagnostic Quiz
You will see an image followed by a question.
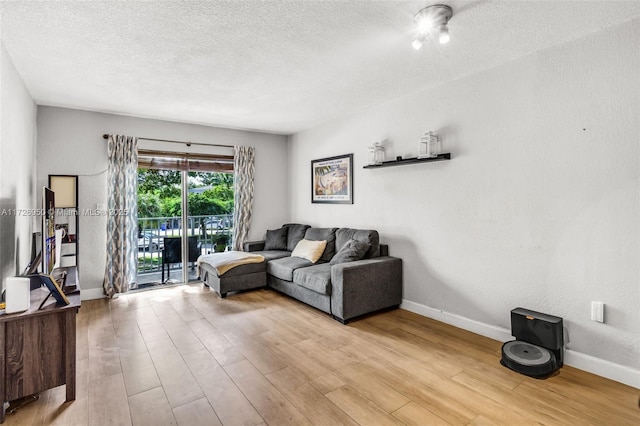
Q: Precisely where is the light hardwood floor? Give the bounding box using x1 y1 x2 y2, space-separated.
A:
5 284 639 425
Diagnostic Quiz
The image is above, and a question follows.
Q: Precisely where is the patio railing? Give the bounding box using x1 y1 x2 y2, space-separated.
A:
137 214 233 274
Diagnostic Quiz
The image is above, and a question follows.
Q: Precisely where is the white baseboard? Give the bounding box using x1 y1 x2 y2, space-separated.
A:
80 287 105 301
400 299 640 390
401 300 512 342
563 350 640 389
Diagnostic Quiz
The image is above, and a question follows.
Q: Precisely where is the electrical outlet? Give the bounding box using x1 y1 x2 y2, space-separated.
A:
591 301 604 323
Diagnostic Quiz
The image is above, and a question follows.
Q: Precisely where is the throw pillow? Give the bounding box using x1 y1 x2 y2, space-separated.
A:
264 227 288 251
304 227 338 262
330 239 370 265
291 239 327 263
336 228 379 259
284 223 311 251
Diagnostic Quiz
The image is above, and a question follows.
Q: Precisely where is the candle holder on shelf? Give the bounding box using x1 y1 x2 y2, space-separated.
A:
418 131 440 159
367 142 385 165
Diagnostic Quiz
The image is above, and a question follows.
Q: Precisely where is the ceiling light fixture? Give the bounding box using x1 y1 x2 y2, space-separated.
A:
412 4 453 49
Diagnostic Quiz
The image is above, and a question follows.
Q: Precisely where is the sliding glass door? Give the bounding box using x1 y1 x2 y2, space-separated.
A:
136 169 180 287
136 151 234 288
186 171 234 281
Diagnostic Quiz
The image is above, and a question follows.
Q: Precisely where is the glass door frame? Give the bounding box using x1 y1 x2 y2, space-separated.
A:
180 170 189 284
136 148 235 286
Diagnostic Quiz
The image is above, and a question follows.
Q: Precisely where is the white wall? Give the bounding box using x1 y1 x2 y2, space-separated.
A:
288 19 640 384
0 41 37 291
37 107 289 297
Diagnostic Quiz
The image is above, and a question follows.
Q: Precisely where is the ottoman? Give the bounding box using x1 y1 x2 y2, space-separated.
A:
198 255 267 298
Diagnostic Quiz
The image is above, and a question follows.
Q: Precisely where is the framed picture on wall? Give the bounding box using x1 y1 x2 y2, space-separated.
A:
311 154 353 204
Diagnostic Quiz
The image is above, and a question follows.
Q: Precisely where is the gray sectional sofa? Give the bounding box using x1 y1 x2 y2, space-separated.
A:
242 224 403 323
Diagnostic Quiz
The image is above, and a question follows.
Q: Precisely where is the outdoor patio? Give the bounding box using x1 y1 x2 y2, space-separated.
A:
136 265 200 288
136 213 232 289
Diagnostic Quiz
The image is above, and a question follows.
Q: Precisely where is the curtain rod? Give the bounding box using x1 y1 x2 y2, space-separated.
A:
102 134 234 149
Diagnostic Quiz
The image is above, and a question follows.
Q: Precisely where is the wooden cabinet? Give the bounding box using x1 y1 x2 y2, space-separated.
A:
0 267 80 423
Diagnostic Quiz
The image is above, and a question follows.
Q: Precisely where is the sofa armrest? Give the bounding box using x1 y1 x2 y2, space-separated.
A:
330 256 402 322
244 240 265 252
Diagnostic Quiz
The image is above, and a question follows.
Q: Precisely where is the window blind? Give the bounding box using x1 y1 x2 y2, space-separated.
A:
137 149 234 173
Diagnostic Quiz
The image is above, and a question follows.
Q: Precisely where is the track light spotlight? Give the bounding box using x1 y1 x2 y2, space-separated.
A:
413 4 453 48
438 25 450 44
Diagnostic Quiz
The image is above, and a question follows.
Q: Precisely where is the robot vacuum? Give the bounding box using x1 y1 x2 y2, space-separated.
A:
501 308 564 378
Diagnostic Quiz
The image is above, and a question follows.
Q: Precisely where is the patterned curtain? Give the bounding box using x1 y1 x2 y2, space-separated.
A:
103 134 138 297
232 146 255 251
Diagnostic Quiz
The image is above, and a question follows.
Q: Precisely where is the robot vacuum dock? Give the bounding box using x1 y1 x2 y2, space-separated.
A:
501 308 564 378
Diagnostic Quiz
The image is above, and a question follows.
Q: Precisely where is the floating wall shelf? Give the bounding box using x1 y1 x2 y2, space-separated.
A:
363 153 451 169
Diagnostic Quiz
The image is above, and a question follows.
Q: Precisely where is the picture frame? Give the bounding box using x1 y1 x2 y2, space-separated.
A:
311 154 353 204
48 175 77 208
38 274 70 306
23 252 42 276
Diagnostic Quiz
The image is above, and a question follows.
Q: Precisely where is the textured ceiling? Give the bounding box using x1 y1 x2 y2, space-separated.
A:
2 1 640 135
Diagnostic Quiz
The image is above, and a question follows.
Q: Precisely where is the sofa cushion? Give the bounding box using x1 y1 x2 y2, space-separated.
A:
293 264 332 295
336 228 380 259
264 227 288 250
304 227 338 263
330 239 370 265
284 223 311 251
291 239 327 263
267 256 313 281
